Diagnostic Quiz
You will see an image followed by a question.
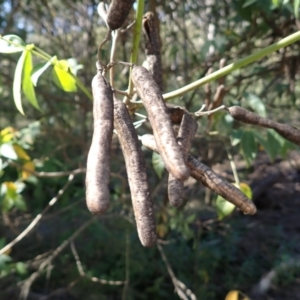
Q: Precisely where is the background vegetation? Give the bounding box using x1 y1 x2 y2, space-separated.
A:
1 0 300 299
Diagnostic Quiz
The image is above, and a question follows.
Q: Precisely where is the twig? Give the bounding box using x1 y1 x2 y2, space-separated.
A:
70 241 126 285
0 174 75 256
194 105 226 117
7 160 86 177
110 30 119 87
157 243 197 300
163 31 300 100
18 217 97 300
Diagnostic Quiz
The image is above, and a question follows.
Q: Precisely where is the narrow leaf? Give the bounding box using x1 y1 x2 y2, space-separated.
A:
52 60 77 92
31 60 52 86
13 50 27 115
0 35 25 53
22 51 40 110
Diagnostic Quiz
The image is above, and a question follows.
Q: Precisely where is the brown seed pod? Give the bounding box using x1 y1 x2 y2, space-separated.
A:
166 104 185 125
86 72 114 215
106 0 134 30
228 106 300 146
188 156 257 215
142 12 164 92
114 97 157 247
132 65 190 181
168 112 198 207
140 134 257 215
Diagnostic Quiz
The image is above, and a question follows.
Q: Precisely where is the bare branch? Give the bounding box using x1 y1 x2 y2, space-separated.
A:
0 174 75 256
70 241 126 285
19 217 96 300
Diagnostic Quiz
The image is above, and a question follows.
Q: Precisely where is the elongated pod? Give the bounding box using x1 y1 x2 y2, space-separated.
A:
188 156 257 215
142 12 164 92
132 65 190 181
140 134 257 215
228 106 300 146
107 0 134 30
114 97 156 247
168 112 198 207
86 72 113 214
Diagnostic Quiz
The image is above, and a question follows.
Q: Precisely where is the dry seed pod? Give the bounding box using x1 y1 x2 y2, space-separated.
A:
142 12 164 92
86 72 114 215
228 106 300 146
166 104 185 125
140 134 257 215
114 97 157 247
168 112 198 207
132 65 190 181
187 156 257 215
106 0 134 30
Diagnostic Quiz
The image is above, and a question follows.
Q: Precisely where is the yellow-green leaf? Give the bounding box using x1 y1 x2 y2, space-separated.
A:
13 144 30 161
225 290 239 300
239 182 252 200
13 50 27 115
0 127 16 143
22 51 40 110
216 195 236 220
21 161 35 180
52 60 77 92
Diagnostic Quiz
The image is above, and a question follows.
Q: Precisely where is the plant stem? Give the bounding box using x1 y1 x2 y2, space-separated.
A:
163 30 300 100
124 0 144 106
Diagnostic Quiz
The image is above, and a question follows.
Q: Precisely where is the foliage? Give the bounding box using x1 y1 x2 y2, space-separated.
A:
0 0 300 299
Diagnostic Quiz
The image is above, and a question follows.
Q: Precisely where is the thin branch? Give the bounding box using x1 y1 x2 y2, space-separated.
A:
0 174 75 256
194 105 226 117
18 217 96 300
163 31 300 100
70 241 126 285
157 243 197 300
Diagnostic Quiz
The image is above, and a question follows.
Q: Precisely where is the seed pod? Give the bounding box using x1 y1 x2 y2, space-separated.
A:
188 156 257 215
142 12 164 92
86 72 113 215
106 0 134 30
140 134 257 215
114 97 157 247
228 106 300 146
168 112 198 207
166 104 185 125
132 65 190 181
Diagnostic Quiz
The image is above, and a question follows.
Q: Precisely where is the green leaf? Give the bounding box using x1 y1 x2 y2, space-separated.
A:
0 35 25 53
152 152 165 178
230 129 243 146
243 92 267 117
13 50 27 115
240 130 257 166
31 60 52 86
242 0 257 8
22 51 40 110
216 195 236 220
0 144 18 160
52 60 77 92
15 262 27 275
295 0 300 19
